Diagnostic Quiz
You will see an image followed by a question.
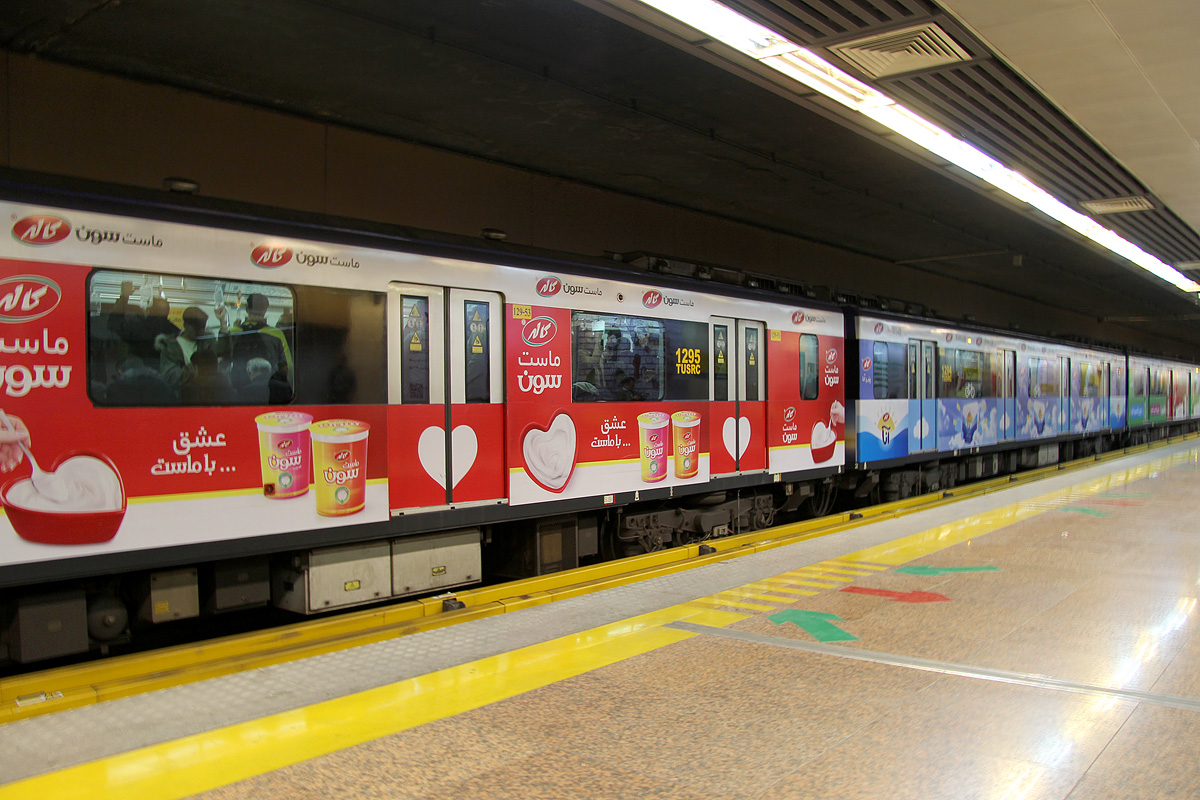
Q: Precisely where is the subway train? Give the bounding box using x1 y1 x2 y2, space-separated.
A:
0 190 1196 665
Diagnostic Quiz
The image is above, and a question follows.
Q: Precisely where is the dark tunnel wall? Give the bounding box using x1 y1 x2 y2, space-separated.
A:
2 53 1192 358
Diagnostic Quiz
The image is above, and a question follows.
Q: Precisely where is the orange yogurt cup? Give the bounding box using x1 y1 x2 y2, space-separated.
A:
311 419 370 516
255 411 313 499
671 410 701 478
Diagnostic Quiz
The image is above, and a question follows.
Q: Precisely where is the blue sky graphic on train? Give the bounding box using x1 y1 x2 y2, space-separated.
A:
857 399 909 460
937 398 997 449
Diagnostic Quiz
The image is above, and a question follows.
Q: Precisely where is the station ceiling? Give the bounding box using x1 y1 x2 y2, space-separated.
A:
2 0 1199 350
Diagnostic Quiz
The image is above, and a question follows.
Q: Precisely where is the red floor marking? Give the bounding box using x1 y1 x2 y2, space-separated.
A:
839 586 951 603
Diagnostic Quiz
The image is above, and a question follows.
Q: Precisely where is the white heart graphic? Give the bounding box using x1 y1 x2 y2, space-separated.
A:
522 413 576 491
722 416 752 460
417 425 478 489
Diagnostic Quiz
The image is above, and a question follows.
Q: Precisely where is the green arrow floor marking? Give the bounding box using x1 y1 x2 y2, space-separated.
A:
768 609 858 642
894 565 1000 576
1061 507 1111 516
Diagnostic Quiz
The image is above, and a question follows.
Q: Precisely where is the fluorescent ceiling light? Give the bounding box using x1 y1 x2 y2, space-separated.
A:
634 0 1200 294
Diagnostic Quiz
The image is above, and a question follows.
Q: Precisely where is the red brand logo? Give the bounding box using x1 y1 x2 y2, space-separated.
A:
945 333 953 343
784 406 796 422
642 291 663 308
792 311 805 325
522 316 557 347
862 358 872 371
0 276 62 323
251 243 293 268
874 322 884 334
278 439 292 450
535 276 561 297
335 449 351 461
827 348 837 364
12 215 71 246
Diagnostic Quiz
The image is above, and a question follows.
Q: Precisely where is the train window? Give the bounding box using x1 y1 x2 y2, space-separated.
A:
1078 362 1103 398
1151 369 1169 396
401 295 431 404
744 326 760 402
88 270 386 407
871 342 906 399
713 324 729 402
1130 369 1143 396
463 300 490 403
1028 358 1058 399
940 348 993 399
799 334 819 400
571 312 665 402
1111 365 1125 397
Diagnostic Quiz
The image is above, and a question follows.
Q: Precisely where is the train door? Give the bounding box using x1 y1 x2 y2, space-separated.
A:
999 349 1016 441
1059 357 1070 435
386 283 505 513
737 319 767 472
710 317 766 476
448 289 505 504
908 339 937 452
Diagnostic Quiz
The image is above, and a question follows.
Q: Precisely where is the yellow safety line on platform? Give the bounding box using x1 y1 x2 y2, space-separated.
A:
2 435 1196 724
0 605 750 800
4 441 1199 797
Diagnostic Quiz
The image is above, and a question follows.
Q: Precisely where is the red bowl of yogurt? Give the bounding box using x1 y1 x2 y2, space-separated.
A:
3 451 127 545
810 422 837 464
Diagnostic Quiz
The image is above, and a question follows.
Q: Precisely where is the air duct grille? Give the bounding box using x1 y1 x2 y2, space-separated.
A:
1079 196 1156 215
830 23 971 78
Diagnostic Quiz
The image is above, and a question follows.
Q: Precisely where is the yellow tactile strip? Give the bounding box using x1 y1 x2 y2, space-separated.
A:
1 443 1196 799
1 434 1195 726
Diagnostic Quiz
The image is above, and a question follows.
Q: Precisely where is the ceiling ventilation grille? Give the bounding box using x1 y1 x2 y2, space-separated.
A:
1079 196 1155 215
830 23 971 78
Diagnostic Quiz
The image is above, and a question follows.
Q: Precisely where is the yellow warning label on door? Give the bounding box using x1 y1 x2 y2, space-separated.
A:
472 309 483 322
410 332 422 351
472 334 484 353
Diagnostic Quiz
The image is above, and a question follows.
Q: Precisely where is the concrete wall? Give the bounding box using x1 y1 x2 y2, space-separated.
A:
2 53 1189 357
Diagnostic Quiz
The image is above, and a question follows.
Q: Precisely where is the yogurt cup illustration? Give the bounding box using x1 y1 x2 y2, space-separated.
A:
311 419 369 516
671 410 701 479
522 412 576 493
255 411 313 499
638 411 670 483
811 421 837 463
3 452 126 545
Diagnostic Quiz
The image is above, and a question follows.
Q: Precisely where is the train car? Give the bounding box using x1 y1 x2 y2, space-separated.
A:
0 196 845 663
849 313 1128 500
1126 354 1200 432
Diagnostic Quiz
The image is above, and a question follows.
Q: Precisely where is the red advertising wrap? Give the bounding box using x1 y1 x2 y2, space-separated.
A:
0 257 388 558
766 330 845 473
505 304 715 505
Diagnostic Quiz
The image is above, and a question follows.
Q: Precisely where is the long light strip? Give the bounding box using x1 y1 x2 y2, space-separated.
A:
636 0 1200 293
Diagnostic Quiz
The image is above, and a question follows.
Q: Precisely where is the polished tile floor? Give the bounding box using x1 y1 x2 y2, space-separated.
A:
4 443 1200 800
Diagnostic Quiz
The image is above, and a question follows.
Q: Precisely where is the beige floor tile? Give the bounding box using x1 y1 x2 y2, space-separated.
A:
758 718 1085 800
189 713 543 800
861 675 1136 772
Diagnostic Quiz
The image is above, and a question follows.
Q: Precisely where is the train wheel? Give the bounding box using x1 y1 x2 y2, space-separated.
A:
806 482 837 518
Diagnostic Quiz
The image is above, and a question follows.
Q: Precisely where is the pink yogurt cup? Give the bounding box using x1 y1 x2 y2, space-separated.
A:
637 411 670 483
255 411 313 499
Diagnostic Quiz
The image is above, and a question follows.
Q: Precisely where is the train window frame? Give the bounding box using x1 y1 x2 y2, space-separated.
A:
1028 357 1059 400
571 312 669 403
88 268 386 408
799 334 819 401
871 341 906 400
